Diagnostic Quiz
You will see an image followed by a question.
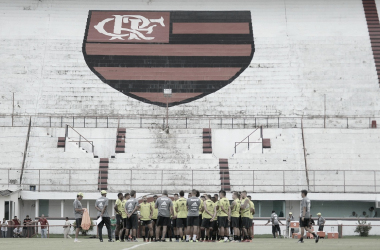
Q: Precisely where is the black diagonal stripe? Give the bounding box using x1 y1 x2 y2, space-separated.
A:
170 11 252 22
85 55 253 68
107 80 229 93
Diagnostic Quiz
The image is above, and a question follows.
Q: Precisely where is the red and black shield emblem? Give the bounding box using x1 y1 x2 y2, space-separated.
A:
83 11 254 107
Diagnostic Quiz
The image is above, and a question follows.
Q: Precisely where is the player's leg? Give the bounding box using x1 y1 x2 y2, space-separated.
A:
155 217 161 241
103 217 112 241
161 219 168 242
74 218 82 242
304 224 319 242
148 222 153 241
98 218 105 242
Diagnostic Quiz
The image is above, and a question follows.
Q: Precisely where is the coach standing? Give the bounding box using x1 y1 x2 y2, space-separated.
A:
286 212 294 237
317 213 325 231
95 190 113 242
155 190 174 242
73 192 85 243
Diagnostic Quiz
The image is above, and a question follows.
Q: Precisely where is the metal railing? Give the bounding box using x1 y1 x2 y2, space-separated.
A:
1 169 378 193
0 114 379 129
65 124 95 153
234 126 263 154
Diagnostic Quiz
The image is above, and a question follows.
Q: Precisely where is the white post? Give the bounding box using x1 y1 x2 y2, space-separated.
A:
61 200 64 217
35 200 39 218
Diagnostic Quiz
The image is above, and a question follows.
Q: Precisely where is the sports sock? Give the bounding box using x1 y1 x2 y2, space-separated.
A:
186 235 190 241
193 234 197 241
224 236 228 241
142 236 145 241
312 232 317 237
133 236 136 240
300 237 304 241
201 230 205 240
206 236 209 241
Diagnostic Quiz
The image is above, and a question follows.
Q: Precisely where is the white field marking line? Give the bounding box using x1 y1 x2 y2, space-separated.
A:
122 242 152 250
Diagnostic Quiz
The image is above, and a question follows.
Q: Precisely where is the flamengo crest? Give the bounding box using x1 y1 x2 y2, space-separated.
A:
94 15 165 40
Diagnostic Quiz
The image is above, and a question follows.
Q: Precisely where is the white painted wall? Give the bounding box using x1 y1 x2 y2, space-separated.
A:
0 0 378 117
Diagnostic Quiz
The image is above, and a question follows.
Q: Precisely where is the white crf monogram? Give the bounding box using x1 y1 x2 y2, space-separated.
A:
94 15 165 40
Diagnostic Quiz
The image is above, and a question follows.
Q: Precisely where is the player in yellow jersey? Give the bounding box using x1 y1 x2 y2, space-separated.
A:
230 192 241 242
113 193 124 242
216 190 231 243
198 195 205 241
150 195 158 241
172 193 179 242
175 191 187 242
240 191 251 242
200 194 216 242
140 196 153 242
247 195 255 241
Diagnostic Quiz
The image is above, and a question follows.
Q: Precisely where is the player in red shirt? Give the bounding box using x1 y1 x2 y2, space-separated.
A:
38 214 49 238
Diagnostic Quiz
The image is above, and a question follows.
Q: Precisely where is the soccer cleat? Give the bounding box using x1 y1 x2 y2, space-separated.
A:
74 239 81 243
100 239 103 242
108 239 113 242
297 240 304 243
133 239 138 242
161 239 167 242
115 240 120 242
176 239 179 242
315 235 320 243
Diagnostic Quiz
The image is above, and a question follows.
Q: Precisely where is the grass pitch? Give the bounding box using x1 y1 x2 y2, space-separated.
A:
1 237 380 250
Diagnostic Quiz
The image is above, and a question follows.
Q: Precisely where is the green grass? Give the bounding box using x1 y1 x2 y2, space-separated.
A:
1 237 380 250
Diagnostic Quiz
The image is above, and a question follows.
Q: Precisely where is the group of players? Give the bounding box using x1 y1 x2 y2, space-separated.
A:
113 189 255 243
73 188 319 244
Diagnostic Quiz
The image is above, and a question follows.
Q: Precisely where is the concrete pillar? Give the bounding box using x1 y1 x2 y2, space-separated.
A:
258 201 261 217
87 201 90 216
111 200 115 216
35 200 39 218
61 200 64 217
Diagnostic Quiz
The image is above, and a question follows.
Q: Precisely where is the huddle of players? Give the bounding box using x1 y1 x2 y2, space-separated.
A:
113 189 255 243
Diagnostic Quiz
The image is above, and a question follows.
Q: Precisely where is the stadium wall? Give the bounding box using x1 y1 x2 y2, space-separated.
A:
0 0 380 117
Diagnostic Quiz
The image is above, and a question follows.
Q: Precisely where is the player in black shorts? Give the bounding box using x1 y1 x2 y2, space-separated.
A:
298 190 319 244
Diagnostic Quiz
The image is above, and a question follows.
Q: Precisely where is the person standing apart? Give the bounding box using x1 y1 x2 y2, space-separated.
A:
1 218 8 238
265 211 284 238
286 212 295 238
125 190 140 242
297 190 319 244
73 192 85 243
38 214 49 238
95 190 113 242
155 190 174 242
63 217 71 239
317 213 325 231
